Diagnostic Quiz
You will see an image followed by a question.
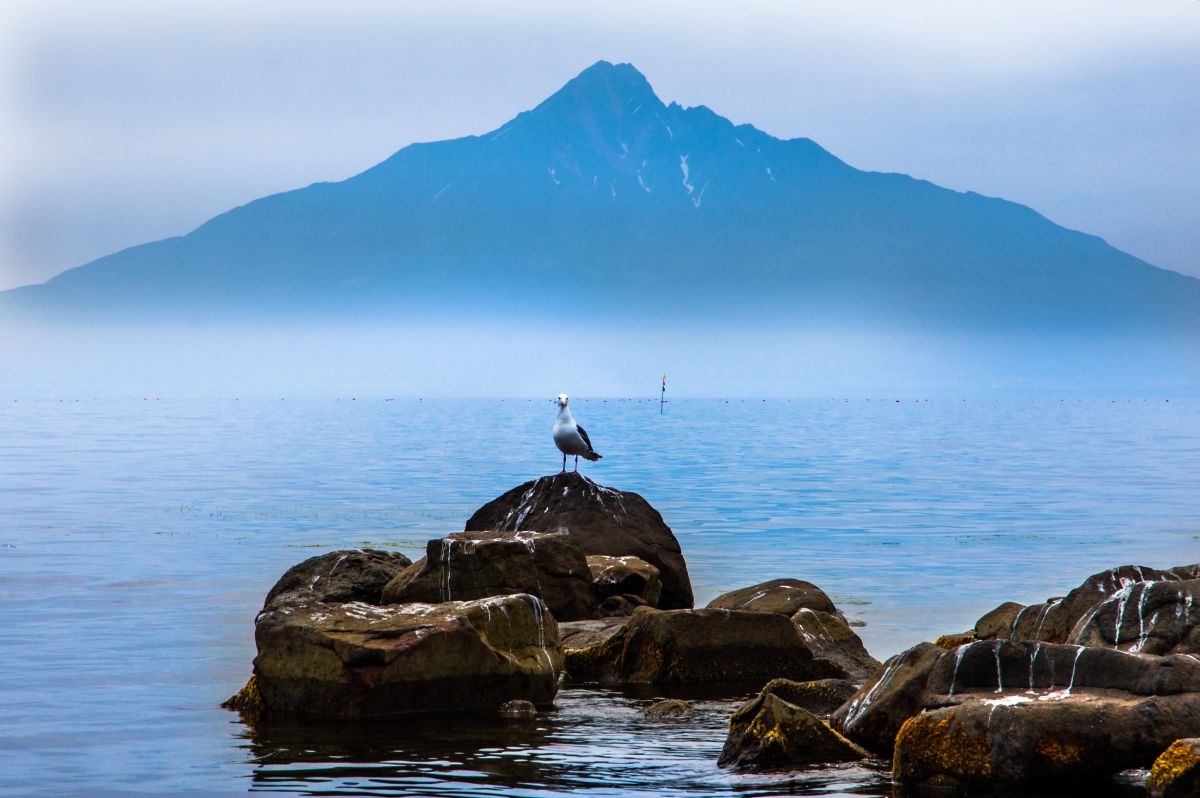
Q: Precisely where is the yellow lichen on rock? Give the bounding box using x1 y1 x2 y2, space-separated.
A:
1148 738 1200 797
1034 735 1084 768
893 711 993 785
933 632 975 650
222 674 263 712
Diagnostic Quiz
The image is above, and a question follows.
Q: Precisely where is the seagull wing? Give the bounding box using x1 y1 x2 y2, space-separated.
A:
576 424 595 453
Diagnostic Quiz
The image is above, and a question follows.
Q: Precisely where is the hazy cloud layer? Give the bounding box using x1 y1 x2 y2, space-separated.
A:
2 0 1198 289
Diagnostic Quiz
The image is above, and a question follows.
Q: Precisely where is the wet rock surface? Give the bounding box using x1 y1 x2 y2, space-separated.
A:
831 642 943 755
971 563 1200 647
263 549 413 612
791 608 879 680
381 530 597 621
565 605 847 687
719 691 869 769
465 472 694 609
240 593 562 718
707 579 838 617
587 554 662 607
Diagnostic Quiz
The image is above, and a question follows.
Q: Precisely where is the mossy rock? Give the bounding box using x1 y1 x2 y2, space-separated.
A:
760 677 859 717
719 692 868 768
933 632 976 650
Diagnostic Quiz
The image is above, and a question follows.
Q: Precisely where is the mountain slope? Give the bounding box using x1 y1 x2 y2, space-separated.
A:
6 60 1199 330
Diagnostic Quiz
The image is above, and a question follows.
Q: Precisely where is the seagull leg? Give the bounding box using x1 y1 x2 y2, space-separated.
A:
574 455 579 472
562 453 566 473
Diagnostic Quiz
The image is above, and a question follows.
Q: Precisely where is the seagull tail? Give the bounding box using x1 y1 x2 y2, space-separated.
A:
583 451 602 461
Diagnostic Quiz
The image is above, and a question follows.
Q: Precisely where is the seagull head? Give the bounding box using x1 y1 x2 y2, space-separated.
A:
556 393 568 408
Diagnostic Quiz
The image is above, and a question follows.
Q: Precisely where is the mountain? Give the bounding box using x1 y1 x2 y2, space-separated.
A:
5 60 1199 330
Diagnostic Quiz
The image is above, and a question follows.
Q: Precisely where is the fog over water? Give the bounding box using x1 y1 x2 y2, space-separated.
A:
5 320 1199 398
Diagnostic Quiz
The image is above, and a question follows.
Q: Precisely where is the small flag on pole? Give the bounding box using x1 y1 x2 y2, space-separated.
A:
660 372 666 414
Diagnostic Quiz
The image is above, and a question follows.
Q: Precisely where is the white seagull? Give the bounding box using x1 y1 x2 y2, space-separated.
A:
553 394 602 472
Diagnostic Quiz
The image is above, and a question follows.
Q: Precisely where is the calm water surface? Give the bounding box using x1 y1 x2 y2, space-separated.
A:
1 397 1197 795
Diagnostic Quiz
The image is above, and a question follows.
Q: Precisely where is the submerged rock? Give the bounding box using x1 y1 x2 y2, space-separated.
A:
1149 738 1200 798
587 554 662 607
263 549 413 612
242 593 562 718
719 692 869 769
381 530 597 621
707 579 837 616
465 472 694 609
565 606 846 686
499 699 538 720
641 698 693 720
760 677 860 717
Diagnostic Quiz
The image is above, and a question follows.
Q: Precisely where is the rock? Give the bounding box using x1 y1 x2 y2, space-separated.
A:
835 637 1200 790
760 677 859 717
565 605 846 686
380 530 597 621
499 699 538 720
718 692 869 769
983 563 1200 645
1149 739 1200 798
559 616 627 651
707 578 838 616
587 554 662 606
597 594 649 617
894 688 1200 791
262 549 413 612
1069 578 1200 656
243 593 562 718
973 601 1026 640
831 642 943 754
464 472 694 609
934 632 976 650
641 698 693 720
791 608 880 680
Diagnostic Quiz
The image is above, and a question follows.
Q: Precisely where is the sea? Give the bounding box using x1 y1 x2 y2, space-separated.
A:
1 395 1198 796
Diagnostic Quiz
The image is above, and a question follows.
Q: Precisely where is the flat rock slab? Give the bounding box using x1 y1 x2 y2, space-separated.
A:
246 593 562 718
465 473 694 609
565 606 846 686
381 530 597 621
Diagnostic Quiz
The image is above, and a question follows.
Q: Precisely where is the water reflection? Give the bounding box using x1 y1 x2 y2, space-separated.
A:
235 688 894 797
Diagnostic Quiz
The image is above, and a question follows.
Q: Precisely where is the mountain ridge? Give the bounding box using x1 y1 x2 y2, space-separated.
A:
5 60 1198 331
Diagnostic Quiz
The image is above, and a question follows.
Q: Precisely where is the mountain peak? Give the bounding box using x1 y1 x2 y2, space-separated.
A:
533 60 663 118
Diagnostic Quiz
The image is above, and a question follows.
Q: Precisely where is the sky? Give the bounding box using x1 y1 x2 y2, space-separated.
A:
1 0 1198 292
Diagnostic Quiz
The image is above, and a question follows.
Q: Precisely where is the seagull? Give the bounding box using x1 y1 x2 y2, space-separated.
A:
553 394 602 472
